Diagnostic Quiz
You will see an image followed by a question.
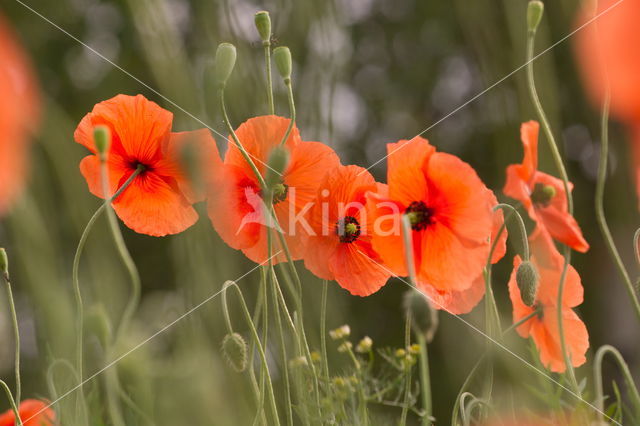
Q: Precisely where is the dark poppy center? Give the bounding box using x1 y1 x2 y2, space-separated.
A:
336 216 361 243
404 201 434 231
530 183 556 207
272 182 289 204
128 161 150 174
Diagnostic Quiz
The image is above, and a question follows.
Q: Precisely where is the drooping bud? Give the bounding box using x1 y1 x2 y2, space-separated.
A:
215 43 237 87
221 332 248 372
516 260 539 307
273 46 292 82
403 289 439 343
254 11 272 45
527 1 544 33
0 248 8 276
329 324 351 340
93 125 111 162
355 336 373 353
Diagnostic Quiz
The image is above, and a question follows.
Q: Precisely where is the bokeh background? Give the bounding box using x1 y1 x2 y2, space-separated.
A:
1 0 638 424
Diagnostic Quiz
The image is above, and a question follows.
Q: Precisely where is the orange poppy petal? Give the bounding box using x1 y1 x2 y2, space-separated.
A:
520 120 539 181
490 202 508 264
79 154 130 199
113 172 197 236
386 137 435 206
503 164 534 213
421 272 485 315
366 192 408 277
0 399 55 426
330 242 391 297
536 306 589 373
303 234 338 281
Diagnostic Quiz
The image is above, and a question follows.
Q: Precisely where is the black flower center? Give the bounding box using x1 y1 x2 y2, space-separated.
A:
404 201 434 231
336 216 361 243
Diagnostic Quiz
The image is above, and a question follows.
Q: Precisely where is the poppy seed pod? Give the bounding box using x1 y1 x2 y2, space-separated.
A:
215 43 237 87
403 289 438 343
273 46 292 81
254 11 271 44
222 332 248 372
527 1 544 33
93 125 111 161
0 248 8 276
516 260 539 307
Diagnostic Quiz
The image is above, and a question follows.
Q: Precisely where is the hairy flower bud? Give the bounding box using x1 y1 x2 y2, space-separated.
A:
527 1 544 33
93 125 111 161
254 11 272 44
265 146 290 189
0 248 8 276
222 332 248 372
403 290 438 343
273 46 292 82
215 43 237 87
516 260 539 307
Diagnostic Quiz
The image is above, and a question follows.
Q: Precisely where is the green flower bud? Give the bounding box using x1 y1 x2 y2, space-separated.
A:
527 1 544 33
516 260 539 307
221 332 248 372
273 46 292 82
265 146 290 188
215 43 237 87
0 248 8 276
403 289 439 343
254 11 272 44
93 125 111 161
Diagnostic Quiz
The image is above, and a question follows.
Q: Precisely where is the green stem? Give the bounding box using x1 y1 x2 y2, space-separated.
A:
345 344 368 425
416 333 432 426
278 80 296 147
2 272 21 404
593 345 640 423
0 380 22 426
399 313 412 426
264 43 275 115
321 280 330 380
223 281 280 426
526 27 580 395
634 228 640 267
104 358 125 426
595 92 640 321
494 204 530 260
270 267 293 426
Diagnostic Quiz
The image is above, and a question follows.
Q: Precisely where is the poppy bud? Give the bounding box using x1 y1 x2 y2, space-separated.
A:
215 43 237 87
0 248 8 276
265 146 290 189
221 332 248 372
527 1 544 33
93 125 111 161
254 11 272 45
516 260 539 307
403 289 439 343
273 46 292 82
355 336 373 353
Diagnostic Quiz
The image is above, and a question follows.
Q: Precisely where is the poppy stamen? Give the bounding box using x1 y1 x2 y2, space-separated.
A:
336 216 361 243
272 182 289 204
530 183 556 207
405 201 434 231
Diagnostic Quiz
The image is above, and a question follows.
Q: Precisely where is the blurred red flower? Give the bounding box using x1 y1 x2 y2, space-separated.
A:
367 137 498 313
75 94 221 236
208 115 339 264
0 15 40 216
0 399 55 426
508 227 589 373
302 165 391 296
503 121 589 252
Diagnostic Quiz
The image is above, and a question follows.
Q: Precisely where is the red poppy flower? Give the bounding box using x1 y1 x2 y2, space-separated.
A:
503 121 589 253
0 399 55 426
508 227 589 373
367 136 496 307
75 94 221 236
302 165 391 296
0 15 40 216
208 115 340 264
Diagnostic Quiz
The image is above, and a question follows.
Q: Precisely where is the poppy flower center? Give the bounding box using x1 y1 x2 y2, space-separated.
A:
128 161 150 174
530 183 556 207
336 216 361 243
272 182 289 204
405 201 434 231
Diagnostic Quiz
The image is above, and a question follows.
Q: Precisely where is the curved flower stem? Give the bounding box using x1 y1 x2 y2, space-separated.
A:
593 345 640 423
0 380 22 426
399 313 412 426
278 80 296 147
596 92 640 321
494 204 530 260
634 228 640 267
320 280 330 380
219 88 266 189
2 271 21 405
263 42 275 115
526 27 580 396
98 163 145 345
72 167 143 396
223 281 280 426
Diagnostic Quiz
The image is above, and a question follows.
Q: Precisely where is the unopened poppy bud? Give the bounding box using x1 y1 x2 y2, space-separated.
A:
94 126 111 161
215 43 237 87
0 248 8 276
273 46 292 82
221 332 248 372
355 336 373 353
254 11 272 44
265 146 290 188
403 290 439 343
329 324 351 340
516 260 539 307
527 1 544 33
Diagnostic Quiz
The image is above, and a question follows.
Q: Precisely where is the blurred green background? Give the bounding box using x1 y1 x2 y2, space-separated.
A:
1 0 638 424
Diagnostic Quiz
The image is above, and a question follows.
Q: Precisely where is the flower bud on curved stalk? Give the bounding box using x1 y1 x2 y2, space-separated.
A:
93 125 111 162
403 289 438 343
527 1 544 33
254 11 272 45
516 260 539 307
214 43 237 88
221 332 248 372
273 46 292 83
